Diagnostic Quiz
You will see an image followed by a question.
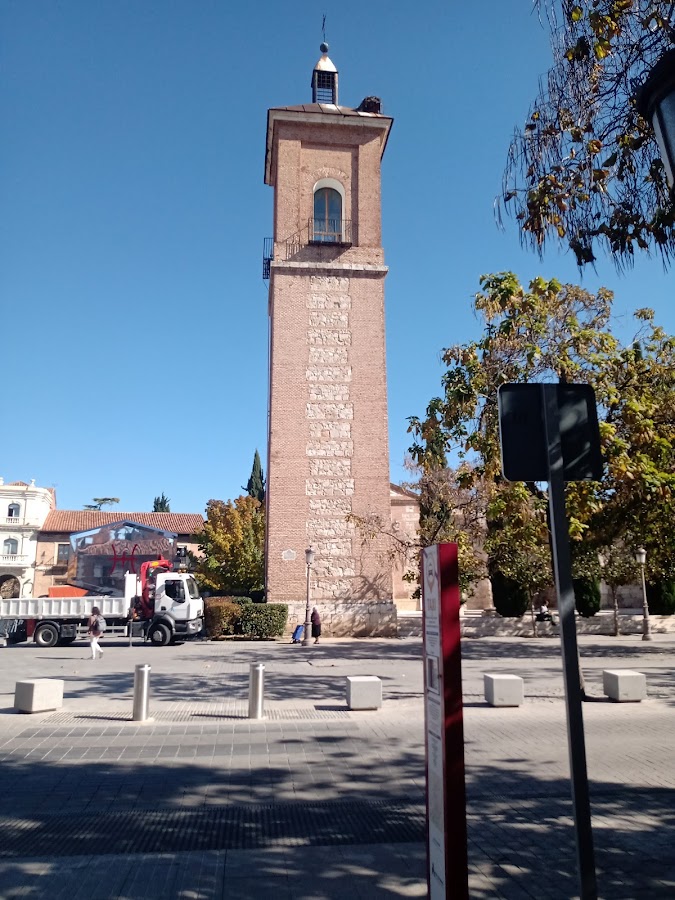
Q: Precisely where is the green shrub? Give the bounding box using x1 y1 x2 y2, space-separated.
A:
238 603 288 639
490 572 529 617
573 577 601 617
647 581 675 615
204 598 242 638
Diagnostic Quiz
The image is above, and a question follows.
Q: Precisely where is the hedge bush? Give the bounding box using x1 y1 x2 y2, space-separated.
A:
238 603 288 639
490 572 529 617
573 577 601 617
647 581 675 615
204 598 242 638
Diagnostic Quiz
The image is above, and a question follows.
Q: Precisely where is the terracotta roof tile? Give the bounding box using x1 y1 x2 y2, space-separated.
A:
41 510 204 535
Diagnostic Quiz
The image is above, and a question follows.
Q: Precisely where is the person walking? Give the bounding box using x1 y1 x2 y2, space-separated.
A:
310 606 321 645
88 606 105 659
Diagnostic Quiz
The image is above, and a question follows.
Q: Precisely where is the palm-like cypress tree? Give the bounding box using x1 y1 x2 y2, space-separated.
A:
244 450 265 503
153 493 171 512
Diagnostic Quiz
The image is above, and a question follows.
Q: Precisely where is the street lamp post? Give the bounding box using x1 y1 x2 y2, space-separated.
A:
635 547 652 642
302 546 314 647
637 49 675 195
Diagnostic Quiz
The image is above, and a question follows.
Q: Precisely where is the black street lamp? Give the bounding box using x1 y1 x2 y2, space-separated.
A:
637 49 675 192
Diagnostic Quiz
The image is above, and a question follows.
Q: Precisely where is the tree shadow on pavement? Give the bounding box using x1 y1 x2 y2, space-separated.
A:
0 715 673 898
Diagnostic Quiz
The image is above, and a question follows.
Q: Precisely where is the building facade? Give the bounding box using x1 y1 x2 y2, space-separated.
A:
0 478 55 598
34 511 203 597
264 45 395 625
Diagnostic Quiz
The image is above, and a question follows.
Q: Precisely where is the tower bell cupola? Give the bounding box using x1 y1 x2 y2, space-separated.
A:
311 43 338 104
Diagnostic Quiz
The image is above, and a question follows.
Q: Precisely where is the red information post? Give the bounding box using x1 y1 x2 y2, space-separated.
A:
422 543 469 900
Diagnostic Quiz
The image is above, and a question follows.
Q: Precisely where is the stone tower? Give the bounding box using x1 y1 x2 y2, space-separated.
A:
264 44 394 617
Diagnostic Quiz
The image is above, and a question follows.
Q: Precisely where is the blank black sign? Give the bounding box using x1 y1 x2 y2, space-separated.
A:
498 383 603 482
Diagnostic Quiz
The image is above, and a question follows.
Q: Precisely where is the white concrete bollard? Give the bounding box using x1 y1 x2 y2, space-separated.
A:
603 669 647 702
14 679 64 713
484 673 524 707
346 675 382 710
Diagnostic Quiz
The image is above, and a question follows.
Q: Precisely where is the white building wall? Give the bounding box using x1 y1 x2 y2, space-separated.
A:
0 478 54 597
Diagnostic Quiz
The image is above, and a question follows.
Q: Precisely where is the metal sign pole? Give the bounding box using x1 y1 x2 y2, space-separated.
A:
542 384 597 900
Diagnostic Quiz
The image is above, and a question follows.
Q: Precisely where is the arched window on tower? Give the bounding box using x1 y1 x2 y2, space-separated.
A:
3 538 18 557
313 187 342 243
7 503 20 519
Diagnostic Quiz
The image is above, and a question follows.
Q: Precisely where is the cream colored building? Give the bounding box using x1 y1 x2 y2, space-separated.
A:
0 478 55 598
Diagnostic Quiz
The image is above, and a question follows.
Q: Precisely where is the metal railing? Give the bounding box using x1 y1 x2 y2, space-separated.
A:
262 220 355 280
262 237 273 281
308 217 352 245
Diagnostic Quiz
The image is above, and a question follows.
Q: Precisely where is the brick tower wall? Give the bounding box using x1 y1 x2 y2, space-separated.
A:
266 115 394 617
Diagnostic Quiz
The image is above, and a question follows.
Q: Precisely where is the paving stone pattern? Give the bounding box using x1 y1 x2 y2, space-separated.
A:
0 635 674 897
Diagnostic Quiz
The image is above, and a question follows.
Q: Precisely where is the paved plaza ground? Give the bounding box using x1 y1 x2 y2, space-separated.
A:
0 632 674 898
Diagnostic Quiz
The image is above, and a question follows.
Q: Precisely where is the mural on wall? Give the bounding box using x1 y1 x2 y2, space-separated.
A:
68 521 178 594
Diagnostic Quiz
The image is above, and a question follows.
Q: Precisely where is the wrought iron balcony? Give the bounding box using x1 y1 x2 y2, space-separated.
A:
262 237 273 281
263 220 355 281
308 218 353 246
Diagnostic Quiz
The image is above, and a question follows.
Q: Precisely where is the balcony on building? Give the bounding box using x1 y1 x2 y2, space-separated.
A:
0 555 30 567
262 219 355 281
2 516 26 527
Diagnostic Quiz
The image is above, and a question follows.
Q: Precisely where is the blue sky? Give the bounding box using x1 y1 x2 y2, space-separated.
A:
3 1 674 514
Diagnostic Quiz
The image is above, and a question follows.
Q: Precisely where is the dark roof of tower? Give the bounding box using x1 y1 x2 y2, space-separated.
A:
269 103 388 119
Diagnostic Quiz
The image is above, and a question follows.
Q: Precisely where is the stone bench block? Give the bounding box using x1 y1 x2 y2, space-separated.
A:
603 669 646 702
14 679 64 713
484 673 524 707
346 675 382 710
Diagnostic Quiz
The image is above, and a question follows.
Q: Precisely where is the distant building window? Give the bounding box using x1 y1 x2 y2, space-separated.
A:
57 544 70 565
7 504 20 518
313 187 342 243
3 538 18 556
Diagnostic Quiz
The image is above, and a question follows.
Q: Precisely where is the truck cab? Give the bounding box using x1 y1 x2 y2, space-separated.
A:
149 572 204 644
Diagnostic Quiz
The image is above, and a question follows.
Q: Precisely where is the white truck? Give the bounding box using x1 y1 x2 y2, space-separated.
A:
0 564 204 648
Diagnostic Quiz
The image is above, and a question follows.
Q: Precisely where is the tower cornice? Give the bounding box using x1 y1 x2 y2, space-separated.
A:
265 107 393 186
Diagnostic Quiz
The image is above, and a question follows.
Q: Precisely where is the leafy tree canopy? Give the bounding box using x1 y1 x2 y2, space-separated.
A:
84 497 120 510
193 495 265 596
501 1 675 268
409 272 675 586
243 450 266 503
153 493 171 512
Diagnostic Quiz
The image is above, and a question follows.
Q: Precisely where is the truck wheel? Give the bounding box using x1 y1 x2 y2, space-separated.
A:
35 623 60 648
150 623 172 646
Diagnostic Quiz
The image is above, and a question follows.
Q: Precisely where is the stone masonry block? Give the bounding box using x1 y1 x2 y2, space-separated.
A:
603 669 647 702
484 674 524 707
14 679 64 713
310 276 349 292
346 675 382 710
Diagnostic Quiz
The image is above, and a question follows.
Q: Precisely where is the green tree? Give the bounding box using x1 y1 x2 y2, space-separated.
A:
84 497 120 510
153 493 171 512
193 496 265 596
599 543 639 635
243 450 266 503
484 481 552 630
408 272 675 597
348 460 487 599
501 1 675 268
